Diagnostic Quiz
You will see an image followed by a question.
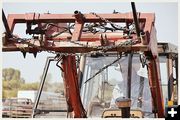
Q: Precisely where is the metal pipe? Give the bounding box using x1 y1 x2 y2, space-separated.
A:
137 76 144 108
2 9 12 38
32 57 55 117
127 52 133 98
74 10 80 15
131 2 141 38
167 54 174 101
101 70 105 101
74 10 84 23
175 56 178 104
72 11 84 41
37 109 67 113
78 55 86 89
82 66 90 107
47 32 124 41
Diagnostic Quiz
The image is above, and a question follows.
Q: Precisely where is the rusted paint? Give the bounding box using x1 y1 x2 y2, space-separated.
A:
61 56 86 118
6 13 154 33
3 11 166 118
147 57 164 117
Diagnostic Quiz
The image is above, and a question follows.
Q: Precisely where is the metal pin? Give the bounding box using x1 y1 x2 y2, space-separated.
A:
33 52 37 58
22 51 26 58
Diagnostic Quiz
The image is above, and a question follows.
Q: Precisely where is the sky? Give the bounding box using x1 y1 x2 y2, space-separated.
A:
2 2 178 83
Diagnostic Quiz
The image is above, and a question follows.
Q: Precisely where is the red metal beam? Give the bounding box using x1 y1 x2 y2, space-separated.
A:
145 26 164 117
71 11 84 41
147 58 164 117
47 32 127 41
2 39 148 53
7 12 154 34
61 56 86 117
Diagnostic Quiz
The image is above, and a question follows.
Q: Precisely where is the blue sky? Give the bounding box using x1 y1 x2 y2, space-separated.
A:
2 2 178 83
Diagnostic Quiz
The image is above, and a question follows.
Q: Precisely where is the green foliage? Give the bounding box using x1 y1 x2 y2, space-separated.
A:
3 80 10 89
2 68 20 81
3 90 18 98
2 68 65 99
20 82 39 90
2 68 40 98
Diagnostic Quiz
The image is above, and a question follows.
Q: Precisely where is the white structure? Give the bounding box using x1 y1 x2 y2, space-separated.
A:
17 90 61 103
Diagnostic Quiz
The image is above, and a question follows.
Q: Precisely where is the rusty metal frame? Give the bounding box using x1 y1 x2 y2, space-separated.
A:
2 11 165 118
3 12 155 53
6 12 153 33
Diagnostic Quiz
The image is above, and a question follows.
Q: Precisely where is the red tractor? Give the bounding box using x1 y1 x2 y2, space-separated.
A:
2 3 178 118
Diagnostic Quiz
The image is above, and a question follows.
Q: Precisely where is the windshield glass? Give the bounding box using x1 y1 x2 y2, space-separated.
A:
80 55 153 117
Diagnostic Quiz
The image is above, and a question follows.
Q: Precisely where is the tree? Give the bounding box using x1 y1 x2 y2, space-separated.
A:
20 82 39 90
2 68 38 98
2 68 60 99
2 68 20 81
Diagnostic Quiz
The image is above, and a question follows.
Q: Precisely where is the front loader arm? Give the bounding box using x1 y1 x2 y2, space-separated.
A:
145 26 164 117
61 55 87 118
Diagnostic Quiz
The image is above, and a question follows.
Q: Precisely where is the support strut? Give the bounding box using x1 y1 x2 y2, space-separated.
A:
32 57 55 117
131 2 140 39
2 9 12 38
147 57 164 117
61 55 87 118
